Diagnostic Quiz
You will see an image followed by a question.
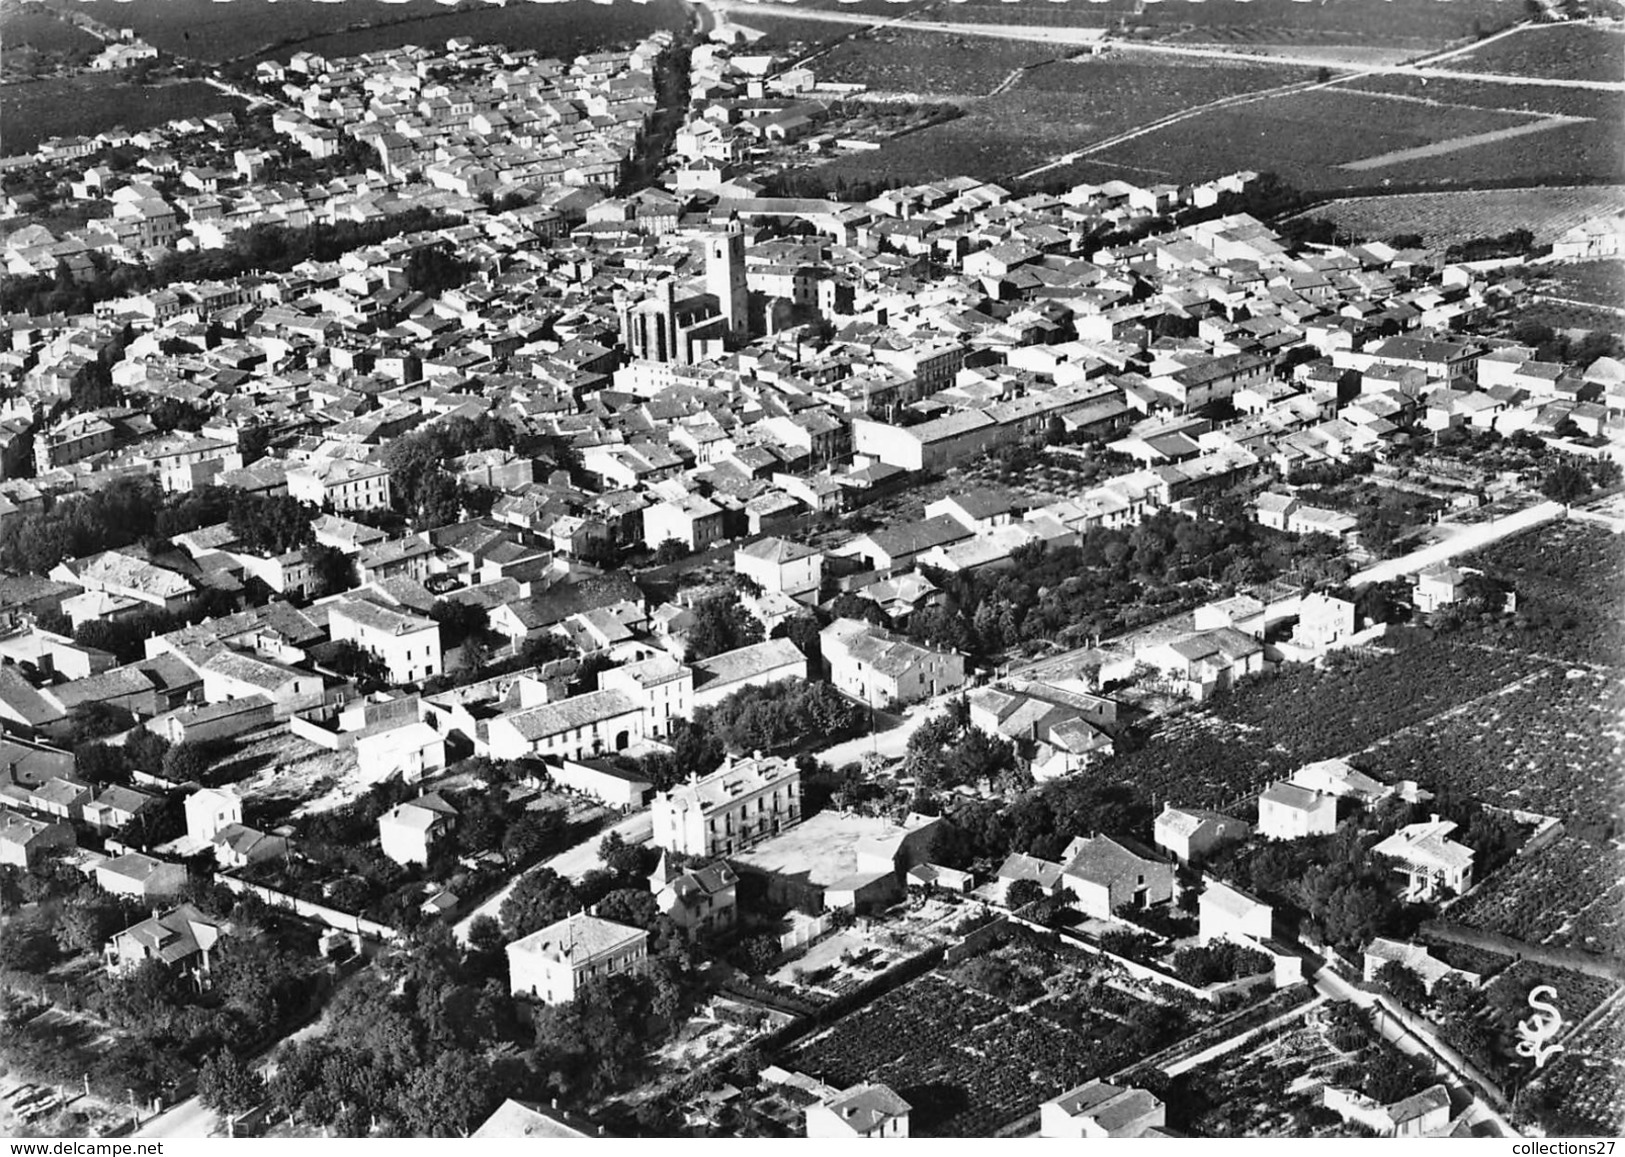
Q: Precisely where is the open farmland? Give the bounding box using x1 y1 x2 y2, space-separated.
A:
1537 259 1625 309
1358 668 1625 837
0 75 244 155
0 5 99 60
1458 518 1625 670
1101 640 1553 817
1065 84 1598 193
1451 23 1625 84
782 934 1208 1136
1446 836 1625 958
926 0 1522 49
811 30 1071 97
1524 991 1625 1135
805 53 1309 187
1303 186 1625 250
37 0 683 65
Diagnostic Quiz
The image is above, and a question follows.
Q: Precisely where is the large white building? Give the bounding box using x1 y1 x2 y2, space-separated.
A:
597 654 693 740
287 457 393 512
734 537 822 601
651 751 802 858
506 912 649 1005
327 598 443 685
485 689 645 761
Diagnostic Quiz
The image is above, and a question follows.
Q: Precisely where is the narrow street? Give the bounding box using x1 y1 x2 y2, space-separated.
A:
452 809 655 943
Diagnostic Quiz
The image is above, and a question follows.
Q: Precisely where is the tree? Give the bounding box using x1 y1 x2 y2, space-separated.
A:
161 741 215 784
653 538 688 565
304 542 355 598
197 1050 266 1117
499 868 579 938
683 590 764 662
1375 960 1429 1010
1541 461 1593 505
1004 878 1044 910
398 1049 495 1137
598 830 653 880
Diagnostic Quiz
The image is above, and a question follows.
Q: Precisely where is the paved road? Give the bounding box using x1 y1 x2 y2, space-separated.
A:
452 809 654 943
1348 500 1565 589
134 965 371 1139
1312 964 1521 1136
715 5 1622 91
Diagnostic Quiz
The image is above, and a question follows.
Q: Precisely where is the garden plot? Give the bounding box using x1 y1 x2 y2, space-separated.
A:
1484 960 1622 1029
1104 640 1552 815
211 725 365 819
783 934 1211 1136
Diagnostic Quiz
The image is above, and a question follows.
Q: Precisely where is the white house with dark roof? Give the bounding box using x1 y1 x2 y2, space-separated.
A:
506 911 649 1005
734 536 822 600
105 904 225 979
1040 1081 1165 1139
1059 835 1175 919
805 1083 911 1139
95 851 187 900
1199 877 1273 944
1258 780 1337 841
652 751 801 858
1373 816 1474 901
1291 757 1391 806
327 597 442 684
486 689 644 762
1153 804 1250 863
690 637 807 709
378 792 458 866
649 853 737 940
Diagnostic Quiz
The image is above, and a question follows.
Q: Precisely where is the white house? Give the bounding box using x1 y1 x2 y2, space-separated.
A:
1199 877 1273 945
485 689 644 761
506 911 649 1005
734 537 822 601
327 598 443 685
805 1083 911 1139
355 720 446 786
1153 805 1250 863
1040 1081 1166 1139
1257 780 1337 841
377 792 458 866
652 751 801 858
1373 816 1475 901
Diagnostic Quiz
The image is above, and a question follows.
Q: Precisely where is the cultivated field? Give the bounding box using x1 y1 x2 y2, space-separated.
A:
1064 84 1597 193
921 0 1523 49
37 0 683 64
807 52 1309 186
0 75 244 155
1536 259 1625 309
1447 836 1625 959
0 6 99 60
1527 991 1625 1135
812 30 1070 97
1304 186 1625 249
783 934 1212 1136
1451 23 1625 84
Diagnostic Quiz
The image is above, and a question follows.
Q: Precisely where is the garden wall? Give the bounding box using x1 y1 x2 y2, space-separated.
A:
757 944 947 1057
214 871 401 943
944 914 1011 964
287 713 357 751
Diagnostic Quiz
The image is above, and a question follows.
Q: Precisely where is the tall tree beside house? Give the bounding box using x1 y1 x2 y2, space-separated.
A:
304 542 356 598
1375 960 1430 1010
684 589 764 662
498 867 580 939
197 1049 266 1117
